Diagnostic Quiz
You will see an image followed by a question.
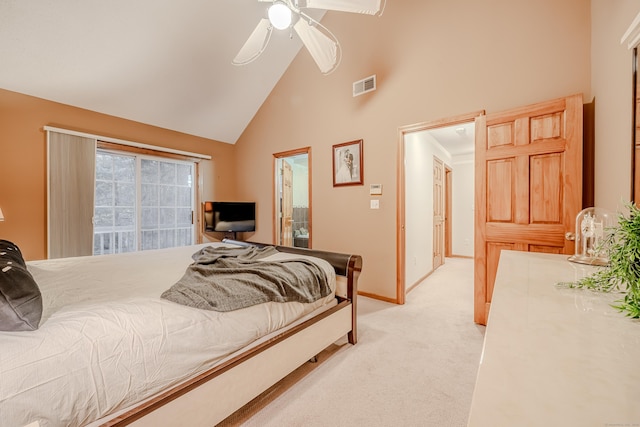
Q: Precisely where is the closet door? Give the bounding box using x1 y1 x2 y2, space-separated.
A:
432 156 445 270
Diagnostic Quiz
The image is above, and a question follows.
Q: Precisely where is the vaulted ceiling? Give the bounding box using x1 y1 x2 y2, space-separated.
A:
1 1 476 153
1 0 324 144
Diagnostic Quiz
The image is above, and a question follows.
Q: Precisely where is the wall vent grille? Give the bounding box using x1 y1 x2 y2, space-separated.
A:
353 74 376 97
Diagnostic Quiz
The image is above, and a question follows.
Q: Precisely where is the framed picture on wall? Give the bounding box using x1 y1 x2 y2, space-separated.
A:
333 139 364 187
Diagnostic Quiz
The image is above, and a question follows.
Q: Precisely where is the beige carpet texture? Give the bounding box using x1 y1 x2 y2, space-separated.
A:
218 257 485 427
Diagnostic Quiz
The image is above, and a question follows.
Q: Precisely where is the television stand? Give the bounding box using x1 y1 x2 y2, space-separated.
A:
223 231 239 241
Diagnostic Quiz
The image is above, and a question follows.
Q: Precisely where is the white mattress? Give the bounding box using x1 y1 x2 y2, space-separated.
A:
0 243 336 427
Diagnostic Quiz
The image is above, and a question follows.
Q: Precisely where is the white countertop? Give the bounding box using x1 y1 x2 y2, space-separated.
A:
467 250 640 427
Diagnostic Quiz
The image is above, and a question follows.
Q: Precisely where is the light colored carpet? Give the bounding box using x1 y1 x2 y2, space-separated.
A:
217 257 485 427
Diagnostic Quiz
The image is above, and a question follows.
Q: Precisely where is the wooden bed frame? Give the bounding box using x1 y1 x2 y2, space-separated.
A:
102 240 362 426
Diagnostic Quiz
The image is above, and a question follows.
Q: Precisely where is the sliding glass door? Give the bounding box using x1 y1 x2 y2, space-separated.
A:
94 150 195 255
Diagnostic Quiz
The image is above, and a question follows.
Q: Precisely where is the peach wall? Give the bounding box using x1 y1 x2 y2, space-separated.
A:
234 0 592 300
0 88 236 261
2 0 617 302
591 0 640 211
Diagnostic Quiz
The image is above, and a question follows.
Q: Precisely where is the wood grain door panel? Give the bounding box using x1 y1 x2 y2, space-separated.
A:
281 161 293 247
530 153 563 224
433 156 445 269
474 94 583 325
486 242 514 304
486 159 515 222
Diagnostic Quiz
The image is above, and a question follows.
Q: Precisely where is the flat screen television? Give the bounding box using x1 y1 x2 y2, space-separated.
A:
203 201 256 232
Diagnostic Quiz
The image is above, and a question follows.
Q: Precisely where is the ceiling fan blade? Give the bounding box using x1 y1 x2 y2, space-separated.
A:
303 0 384 15
233 19 273 66
293 18 341 74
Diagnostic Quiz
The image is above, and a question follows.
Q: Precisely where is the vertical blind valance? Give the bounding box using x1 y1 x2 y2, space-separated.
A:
47 131 97 259
43 126 211 160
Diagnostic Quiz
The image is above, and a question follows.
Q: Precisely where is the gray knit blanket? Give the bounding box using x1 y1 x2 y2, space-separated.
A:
161 245 332 312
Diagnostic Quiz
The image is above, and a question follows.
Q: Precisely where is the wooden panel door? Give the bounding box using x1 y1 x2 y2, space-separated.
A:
281 161 294 247
474 94 583 325
433 156 445 269
445 166 453 257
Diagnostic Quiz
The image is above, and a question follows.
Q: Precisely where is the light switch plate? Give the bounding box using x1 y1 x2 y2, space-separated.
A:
370 199 380 209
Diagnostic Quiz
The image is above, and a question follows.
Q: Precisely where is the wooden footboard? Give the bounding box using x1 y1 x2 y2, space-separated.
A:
221 239 361 343
102 241 362 426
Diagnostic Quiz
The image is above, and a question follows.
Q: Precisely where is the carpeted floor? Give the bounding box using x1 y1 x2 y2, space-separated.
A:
218 257 485 427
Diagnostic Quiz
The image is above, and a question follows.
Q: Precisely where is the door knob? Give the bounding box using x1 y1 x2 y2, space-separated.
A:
565 232 576 241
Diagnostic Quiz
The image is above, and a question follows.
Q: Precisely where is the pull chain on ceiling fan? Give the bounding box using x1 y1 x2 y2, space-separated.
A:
233 0 386 75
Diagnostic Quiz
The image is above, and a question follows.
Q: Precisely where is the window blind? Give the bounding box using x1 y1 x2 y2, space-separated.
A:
47 131 97 258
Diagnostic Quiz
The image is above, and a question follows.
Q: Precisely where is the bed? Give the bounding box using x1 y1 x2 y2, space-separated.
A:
0 239 362 427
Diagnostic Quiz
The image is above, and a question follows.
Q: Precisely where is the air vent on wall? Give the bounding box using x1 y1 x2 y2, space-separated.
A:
353 74 376 97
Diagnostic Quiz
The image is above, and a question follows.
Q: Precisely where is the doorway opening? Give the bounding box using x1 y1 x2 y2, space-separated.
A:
396 112 480 304
274 148 311 248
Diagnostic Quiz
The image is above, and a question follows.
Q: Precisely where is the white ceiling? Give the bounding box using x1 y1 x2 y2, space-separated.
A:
428 121 475 157
1 1 475 152
0 0 324 144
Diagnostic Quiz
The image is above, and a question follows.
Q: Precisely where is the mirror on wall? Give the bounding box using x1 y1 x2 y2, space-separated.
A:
274 148 311 248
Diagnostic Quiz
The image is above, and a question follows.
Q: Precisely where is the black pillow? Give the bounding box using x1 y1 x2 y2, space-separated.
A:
0 240 42 331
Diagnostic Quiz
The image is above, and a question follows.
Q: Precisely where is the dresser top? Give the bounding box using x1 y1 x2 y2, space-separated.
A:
468 250 640 427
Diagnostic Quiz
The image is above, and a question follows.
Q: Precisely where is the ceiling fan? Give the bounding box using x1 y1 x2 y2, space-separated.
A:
233 0 386 75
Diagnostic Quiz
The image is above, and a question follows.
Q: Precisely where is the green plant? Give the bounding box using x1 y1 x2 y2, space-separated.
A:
561 202 640 318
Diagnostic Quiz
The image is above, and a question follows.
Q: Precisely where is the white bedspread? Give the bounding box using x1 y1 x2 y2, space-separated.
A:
0 243 335 427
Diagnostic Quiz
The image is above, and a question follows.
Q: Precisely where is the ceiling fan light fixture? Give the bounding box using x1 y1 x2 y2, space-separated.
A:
268 2 292 30
237 0 383 73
